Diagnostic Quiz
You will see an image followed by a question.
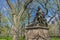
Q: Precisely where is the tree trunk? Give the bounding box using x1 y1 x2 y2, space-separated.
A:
13 14 19 40
13 26 19 40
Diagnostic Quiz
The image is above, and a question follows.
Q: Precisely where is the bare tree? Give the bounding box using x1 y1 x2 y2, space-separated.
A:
6 0 33 40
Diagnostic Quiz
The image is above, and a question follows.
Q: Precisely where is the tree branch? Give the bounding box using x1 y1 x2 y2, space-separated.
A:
48 14 56 23
6 0 16 14
18 0 33 21
6 0 14 9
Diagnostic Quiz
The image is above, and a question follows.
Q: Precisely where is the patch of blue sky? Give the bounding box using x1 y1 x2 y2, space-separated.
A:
28 1 39 9
24 19 28 26
2 7 12 24
28 2 38 20
29 7 37 23
10 0 15 4
45 9 54 22
48 10 53 17
29 17 34 23
49 0 54 3
21 0 25 3
0 0 3 9
46 17 50 22
39 2 45 12
49 9 54 16
28 4 35 9
31 10 36 16
0 0 8 11
45 10 51 21
0 4 4 10
0 0 12 20
3 10 9 18
8 21 13 27
30 10 37 23
29 1 45 14
52 5 58 10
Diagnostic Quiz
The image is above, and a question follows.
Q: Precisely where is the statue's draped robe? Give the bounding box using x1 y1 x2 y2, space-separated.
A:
33 10 48 26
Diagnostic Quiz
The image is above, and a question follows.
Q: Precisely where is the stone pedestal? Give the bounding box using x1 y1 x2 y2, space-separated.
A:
25 26 50 40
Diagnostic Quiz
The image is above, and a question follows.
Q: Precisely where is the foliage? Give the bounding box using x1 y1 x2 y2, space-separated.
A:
51 37 60 40
0 36 25 40
0 36 12 40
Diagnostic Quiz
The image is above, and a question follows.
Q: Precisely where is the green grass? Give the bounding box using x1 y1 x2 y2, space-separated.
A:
0 36 24 40
0 36 12 40
50 37 60 40
0 39 6 40
0 36 60 40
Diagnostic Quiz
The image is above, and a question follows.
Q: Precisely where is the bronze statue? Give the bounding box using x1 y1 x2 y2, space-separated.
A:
33 7 48 27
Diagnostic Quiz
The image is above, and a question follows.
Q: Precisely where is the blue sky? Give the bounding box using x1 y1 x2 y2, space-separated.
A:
0 0 59 26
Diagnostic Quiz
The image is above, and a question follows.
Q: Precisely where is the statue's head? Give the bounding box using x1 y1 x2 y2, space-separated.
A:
38 6 41 11
37 6 42 14
37 6 44 14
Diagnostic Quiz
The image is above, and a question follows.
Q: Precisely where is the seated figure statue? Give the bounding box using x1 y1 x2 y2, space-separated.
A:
33 7 48 27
